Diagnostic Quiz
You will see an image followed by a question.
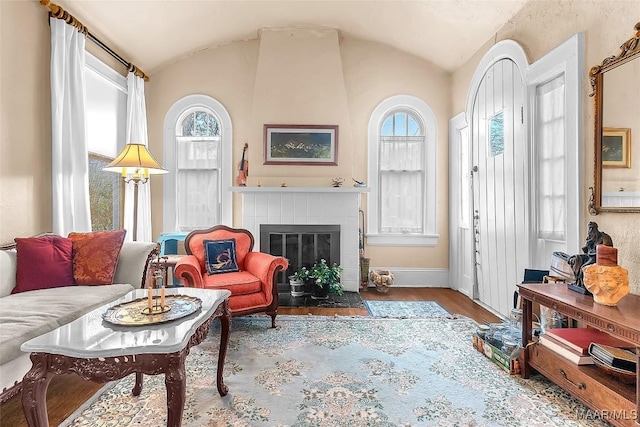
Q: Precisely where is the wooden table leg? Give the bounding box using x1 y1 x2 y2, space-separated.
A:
521 297 533 379
165 355 187 427
133 372 143 396
217 300 231 396
21 353 53 427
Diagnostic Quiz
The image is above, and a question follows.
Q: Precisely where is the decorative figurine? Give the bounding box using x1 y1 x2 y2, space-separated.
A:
567 222 613 294
583 245 629 306
331 177 344 187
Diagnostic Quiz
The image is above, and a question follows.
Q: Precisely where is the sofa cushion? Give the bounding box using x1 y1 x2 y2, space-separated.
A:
0 250 17 298
0 284 134 366
113 241 158 288
204 239 240 275
12 236 74 294
68 230 126 285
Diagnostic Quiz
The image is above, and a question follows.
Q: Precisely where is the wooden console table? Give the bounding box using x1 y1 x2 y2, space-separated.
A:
518 282 640 427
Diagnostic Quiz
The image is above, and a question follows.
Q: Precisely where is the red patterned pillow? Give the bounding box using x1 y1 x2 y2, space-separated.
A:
12 236 75 294
68 230 126 285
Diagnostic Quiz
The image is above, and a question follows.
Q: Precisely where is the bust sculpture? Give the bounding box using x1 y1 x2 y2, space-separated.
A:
583 245 629 306
568 222 613 293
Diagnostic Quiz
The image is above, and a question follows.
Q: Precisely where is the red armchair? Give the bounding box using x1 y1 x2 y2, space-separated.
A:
174 225 288 327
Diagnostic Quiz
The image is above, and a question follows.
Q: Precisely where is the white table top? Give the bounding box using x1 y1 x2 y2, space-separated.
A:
21 288 230 359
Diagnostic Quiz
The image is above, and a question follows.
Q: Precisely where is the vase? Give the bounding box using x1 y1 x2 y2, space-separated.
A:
311 282 330 300
289 278 306 297
582 245 629 306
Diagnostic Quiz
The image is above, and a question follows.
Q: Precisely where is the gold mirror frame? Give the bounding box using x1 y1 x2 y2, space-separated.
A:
589 22 640 214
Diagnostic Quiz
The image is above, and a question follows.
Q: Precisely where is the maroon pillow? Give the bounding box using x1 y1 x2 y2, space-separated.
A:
12 236 75 294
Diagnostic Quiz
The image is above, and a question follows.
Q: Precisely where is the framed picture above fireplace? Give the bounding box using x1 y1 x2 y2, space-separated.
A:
263 124 338 165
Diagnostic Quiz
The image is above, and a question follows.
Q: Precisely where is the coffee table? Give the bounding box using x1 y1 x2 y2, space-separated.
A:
20 288 231 427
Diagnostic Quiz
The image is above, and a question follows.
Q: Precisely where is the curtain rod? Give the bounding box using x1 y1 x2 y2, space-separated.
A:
39 0 149 81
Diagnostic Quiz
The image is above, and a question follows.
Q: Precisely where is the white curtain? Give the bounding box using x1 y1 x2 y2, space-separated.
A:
50 18 91 236
379 137 424 233
124 73 152 241
535 75 566 240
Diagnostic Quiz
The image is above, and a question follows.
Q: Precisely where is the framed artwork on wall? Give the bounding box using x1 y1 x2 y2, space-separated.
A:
602 127 631 168
263 124 338 165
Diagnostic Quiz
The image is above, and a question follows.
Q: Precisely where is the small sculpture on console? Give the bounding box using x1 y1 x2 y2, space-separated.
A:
567 222 612 294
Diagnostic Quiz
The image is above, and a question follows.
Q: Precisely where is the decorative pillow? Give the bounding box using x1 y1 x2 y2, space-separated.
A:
68 230 126 285
12 236 75 294
204 239 240 275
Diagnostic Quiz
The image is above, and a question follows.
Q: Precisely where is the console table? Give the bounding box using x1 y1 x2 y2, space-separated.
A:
518 282 640 427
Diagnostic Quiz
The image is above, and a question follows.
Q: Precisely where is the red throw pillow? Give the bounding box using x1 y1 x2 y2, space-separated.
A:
12 236 75 294
68 230 126 285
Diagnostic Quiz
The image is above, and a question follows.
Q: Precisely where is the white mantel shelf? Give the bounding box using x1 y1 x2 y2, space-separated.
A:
231 186 369 193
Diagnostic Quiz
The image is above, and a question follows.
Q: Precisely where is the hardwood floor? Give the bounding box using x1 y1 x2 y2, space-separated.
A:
0 287 500 427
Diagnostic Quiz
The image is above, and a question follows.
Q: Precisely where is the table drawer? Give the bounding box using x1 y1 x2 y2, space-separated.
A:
529 343 636 427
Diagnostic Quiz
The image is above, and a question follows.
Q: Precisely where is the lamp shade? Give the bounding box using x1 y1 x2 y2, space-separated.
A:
103 143 168 175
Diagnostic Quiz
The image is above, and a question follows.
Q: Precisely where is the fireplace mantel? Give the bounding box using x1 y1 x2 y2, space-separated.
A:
234 186 367 292
231 186 368 194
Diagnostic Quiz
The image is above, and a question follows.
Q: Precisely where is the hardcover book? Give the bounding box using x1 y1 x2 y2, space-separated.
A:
538 335 594 365
544 328 634 356
588 343 636 372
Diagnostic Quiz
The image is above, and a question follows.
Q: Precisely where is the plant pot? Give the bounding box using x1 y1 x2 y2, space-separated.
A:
289 277 306 297
310 282 330 300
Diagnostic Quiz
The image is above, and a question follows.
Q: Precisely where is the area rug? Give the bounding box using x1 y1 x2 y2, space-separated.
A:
61 316 607 427
364 300 451 318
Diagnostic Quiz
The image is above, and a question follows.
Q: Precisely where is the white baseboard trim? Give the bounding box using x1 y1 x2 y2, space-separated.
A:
366 267 450 288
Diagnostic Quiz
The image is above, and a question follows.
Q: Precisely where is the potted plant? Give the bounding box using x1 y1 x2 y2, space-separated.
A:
308 259 344 300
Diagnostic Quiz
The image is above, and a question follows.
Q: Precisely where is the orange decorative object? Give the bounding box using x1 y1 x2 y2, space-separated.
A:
583 245 629 306
236 143 249 186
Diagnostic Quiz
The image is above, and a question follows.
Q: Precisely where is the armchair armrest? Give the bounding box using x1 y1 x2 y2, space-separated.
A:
244 252 289 293
175 255 205 288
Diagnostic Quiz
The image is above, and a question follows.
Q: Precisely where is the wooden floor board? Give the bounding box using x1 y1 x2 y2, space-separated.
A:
0 287 500 427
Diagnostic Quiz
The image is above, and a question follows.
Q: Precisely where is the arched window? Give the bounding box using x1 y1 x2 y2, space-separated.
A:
163 95 232 232
368 95 438 246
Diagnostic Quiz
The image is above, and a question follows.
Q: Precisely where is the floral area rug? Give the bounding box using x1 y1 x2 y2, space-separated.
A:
61 316 607 427
364 300 452 318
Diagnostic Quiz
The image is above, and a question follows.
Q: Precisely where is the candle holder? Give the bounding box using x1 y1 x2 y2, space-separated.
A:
142 256 172 315
141 288 171 314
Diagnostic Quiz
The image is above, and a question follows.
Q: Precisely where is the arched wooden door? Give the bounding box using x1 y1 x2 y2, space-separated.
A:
471 58 529 317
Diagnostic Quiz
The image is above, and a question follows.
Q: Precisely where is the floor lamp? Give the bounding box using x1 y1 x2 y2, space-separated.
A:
103 143 168 241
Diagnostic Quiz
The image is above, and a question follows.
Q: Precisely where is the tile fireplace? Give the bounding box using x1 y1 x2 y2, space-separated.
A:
232 187 368 292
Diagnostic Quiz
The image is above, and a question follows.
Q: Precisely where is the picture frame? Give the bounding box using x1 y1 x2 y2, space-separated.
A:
602 127 631 168
264 124 338 165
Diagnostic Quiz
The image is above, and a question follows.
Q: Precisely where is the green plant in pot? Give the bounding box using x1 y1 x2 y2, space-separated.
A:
308 259 344 299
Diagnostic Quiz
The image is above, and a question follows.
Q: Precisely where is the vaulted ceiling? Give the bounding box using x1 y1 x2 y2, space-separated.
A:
55 0 530 75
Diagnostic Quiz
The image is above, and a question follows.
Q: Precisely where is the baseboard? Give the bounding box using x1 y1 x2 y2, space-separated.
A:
366 267 449 288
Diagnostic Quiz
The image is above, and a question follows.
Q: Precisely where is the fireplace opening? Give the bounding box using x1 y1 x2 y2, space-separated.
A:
260 224 340 292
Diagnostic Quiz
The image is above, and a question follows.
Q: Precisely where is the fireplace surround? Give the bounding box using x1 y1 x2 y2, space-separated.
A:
232 186 367 292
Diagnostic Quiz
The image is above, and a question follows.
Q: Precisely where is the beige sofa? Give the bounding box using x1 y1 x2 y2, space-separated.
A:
0 239 158 402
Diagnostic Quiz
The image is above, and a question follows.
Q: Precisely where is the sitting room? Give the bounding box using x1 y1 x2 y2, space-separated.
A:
1 1 639 426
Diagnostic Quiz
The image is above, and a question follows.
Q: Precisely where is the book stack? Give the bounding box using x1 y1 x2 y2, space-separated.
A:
538 328 634 366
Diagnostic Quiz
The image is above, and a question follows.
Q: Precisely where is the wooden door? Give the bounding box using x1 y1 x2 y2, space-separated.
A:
471 58 528 317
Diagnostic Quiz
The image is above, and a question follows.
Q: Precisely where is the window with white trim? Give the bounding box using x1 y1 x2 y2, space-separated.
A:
367 95 438 246
163 95 233 233
176 109 221 231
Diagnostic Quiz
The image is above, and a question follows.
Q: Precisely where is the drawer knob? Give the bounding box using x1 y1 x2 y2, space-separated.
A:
559 369 585 390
